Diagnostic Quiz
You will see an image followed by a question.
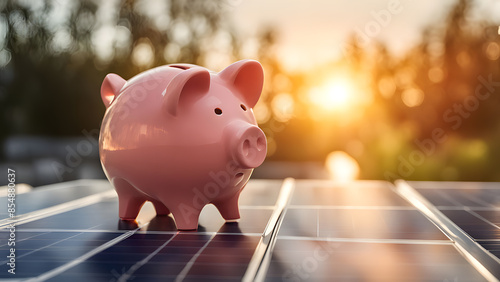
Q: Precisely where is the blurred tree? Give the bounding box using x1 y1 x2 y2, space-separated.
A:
354 0 500 180
0 0 238 147
251 0 500 181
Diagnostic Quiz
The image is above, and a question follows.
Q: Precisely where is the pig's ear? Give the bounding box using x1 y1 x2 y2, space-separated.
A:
163 68 211 116
219 60 264 108
101 74 126 108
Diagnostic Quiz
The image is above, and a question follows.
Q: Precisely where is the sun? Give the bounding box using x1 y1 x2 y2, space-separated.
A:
308 79 354 113
324 82 351 109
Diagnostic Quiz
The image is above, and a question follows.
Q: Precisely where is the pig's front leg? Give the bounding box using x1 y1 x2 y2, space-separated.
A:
213 192 241 222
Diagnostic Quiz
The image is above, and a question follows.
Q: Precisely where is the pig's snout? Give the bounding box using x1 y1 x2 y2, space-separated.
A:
229 123 267 169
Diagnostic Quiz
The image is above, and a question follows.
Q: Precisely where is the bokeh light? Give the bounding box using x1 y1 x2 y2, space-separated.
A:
428 67 444 83
132 38 155 68
485 42 500 60
378 76 397 98
271 93 294 122
401 88 424 108
325 151 360 182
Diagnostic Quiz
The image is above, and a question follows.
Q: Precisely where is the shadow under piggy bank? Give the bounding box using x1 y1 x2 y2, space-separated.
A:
117 219 139 230
117 216 244 233
217 221 243 234
147 215 209 232
119 215 208 232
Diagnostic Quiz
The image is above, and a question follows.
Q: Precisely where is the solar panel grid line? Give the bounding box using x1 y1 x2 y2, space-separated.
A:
174 233 216 282
0 231 48 248
242 178 295 282
117 232 179 281
466 195 496 208
0 232 84 266
436 190 463 206
395 180 500 282
466 209 500 231
437 188 497 208
24 223 150 282
0 190 116 229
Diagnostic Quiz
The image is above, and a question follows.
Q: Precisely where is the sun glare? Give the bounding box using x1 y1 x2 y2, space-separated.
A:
308 79 355 113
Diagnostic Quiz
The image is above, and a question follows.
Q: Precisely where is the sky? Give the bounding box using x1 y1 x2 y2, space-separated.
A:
229 0 500 71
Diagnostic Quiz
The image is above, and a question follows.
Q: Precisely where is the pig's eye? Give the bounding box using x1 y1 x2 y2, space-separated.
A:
240 104 247 111
214 108 223 115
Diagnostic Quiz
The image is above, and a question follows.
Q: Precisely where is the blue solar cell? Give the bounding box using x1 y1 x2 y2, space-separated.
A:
280 208 449 240
441 210 500 240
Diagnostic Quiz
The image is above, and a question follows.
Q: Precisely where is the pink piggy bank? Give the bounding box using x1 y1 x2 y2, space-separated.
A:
99 60 267 230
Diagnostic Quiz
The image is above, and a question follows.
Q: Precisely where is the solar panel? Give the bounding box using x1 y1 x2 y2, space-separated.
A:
0 179 499 281
400 180 500 280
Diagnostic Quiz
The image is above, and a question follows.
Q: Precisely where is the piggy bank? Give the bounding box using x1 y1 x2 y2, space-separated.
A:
99 60 267 230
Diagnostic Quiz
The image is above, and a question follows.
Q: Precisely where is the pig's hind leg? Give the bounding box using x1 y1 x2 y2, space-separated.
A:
213 192 241 221
113 178 147 220
149 199 170 216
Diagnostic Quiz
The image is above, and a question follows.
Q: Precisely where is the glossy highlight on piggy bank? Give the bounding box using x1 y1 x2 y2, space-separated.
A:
99 60 267 230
